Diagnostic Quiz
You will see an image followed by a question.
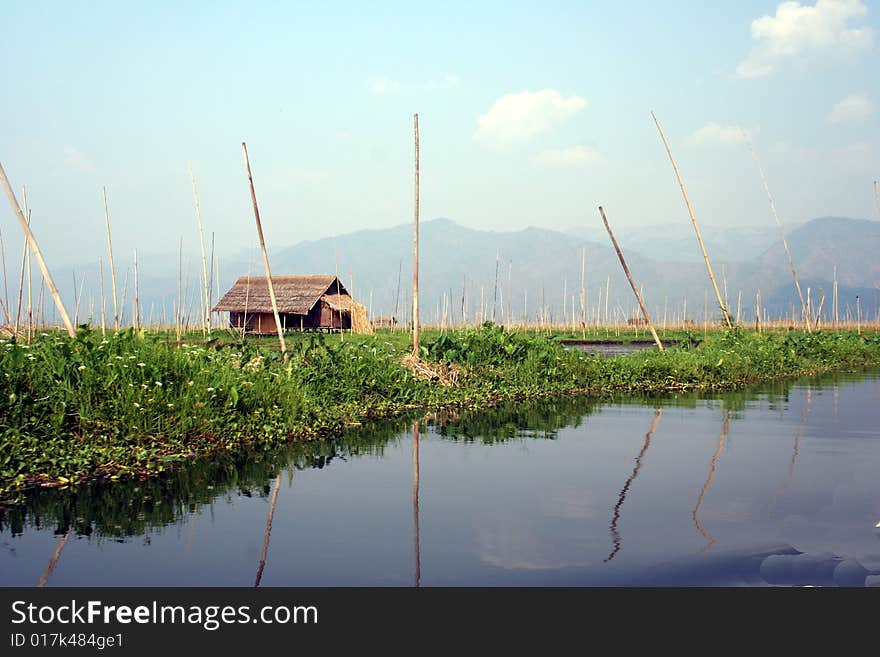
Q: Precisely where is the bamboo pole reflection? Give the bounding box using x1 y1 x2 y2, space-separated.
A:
604 408 663 562
413 421 421 588
692 410 732 552
254 473 283 588
37 527 72 588
769 385 813 517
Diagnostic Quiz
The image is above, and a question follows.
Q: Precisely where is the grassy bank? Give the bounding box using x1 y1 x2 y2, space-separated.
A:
2 324 879 499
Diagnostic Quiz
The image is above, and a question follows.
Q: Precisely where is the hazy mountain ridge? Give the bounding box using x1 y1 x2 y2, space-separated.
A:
35 215 880 327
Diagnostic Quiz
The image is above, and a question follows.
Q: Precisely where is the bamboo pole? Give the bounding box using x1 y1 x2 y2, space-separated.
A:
13 199 30 336
102 187 119 331
833 266 839 328
133 249 140 331
254 473 283 588
188 162 210 334
176 238 182 341
598 207 663 351
24 187 32 340
0 164 75 337
99 257 106 336
0 227 9 325
580 246 586 340
747 137 810 332
651 112 732 327
241 142 286 353
874 180 880 219
412 114 420 356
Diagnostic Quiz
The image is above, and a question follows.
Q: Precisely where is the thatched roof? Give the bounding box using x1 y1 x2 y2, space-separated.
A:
212 275 350 314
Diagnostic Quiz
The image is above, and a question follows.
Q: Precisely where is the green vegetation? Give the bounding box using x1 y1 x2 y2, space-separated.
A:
2 324 879 499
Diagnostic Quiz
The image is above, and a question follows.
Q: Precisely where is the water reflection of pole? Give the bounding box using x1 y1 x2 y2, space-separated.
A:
769 385 813 516
604 408 663 562
692 411 732 552
413 421 421 588
37 527 73 588
254 473 283 588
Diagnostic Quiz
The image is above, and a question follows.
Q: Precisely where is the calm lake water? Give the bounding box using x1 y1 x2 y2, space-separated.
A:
2 370 879 587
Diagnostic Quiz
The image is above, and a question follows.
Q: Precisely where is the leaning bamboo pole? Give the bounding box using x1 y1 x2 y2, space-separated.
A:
412 113 420 357
102 187 119 331
598 206 663 351
12 199 30 336
746 137 810 332
241 142 286 353
0 163 75 338
652 112 732 328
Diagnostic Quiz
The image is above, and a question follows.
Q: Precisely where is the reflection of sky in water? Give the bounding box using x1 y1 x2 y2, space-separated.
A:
2 371 879 586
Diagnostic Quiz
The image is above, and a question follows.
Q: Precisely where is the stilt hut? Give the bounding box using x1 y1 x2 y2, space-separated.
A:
212 275 372 334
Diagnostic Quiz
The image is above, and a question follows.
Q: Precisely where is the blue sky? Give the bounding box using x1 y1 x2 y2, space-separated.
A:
1 0 878 265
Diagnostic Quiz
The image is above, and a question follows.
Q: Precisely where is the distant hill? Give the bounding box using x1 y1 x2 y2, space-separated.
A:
40 216 880 328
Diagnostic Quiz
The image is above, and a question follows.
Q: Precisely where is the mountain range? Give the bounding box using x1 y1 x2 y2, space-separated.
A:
25 215 880 328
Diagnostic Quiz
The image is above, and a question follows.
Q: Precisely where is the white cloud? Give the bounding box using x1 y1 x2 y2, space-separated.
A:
424 73 461 91
534 145 600 167
369 78 400 94
62 146 96 174
688 122 753 146
737 0 873 79
827 93 874 122
475 89 586 146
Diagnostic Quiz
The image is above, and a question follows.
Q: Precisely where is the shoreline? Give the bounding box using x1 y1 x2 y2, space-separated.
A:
2 326 879 501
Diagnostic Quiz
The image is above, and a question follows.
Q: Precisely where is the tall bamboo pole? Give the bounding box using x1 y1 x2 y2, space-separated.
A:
13 198 30 336
746 138 810 332
99 257 106 336
24 187 32 340
580 246 586 339
101 187 119 331
241 142 286 353
0 163 75 337
0 227 9 325
412 113 420 357
133 249 140 331
188 162 211 334
598 207 663 351
651 112 732 327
